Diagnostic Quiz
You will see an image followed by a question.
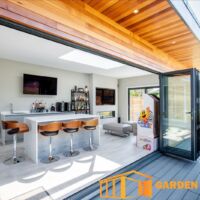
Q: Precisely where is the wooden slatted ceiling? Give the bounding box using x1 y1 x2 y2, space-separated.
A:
0 0 187 73
82 0 200 68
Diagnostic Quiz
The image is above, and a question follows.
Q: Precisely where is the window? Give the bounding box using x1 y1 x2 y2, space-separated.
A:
128 87 159 121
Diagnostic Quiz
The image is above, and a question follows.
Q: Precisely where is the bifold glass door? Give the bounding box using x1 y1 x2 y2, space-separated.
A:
160 69 199 160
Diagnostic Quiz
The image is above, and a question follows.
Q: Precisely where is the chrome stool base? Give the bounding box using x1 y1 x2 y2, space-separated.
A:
64 151 80 157
4 156 25 165
40 156 60 164
84 145 98 151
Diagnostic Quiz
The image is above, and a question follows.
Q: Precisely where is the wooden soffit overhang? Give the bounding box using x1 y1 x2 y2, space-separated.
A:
0 0 196 72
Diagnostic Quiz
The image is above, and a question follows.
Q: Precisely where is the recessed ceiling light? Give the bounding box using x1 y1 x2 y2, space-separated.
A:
59 49 123 70
133 9 139 14
171 41 176 44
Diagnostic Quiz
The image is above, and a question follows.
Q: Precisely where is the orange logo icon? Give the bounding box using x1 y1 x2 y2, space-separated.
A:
99 170 153 199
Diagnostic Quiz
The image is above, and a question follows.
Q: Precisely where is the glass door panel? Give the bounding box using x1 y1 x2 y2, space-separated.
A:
162 75 191 151
160 69 198 160
196 71 200 156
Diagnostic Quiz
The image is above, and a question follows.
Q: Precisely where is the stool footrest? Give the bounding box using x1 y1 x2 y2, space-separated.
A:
4 156 25 165
64 151 80 157
84 145 98 151
40 156 60 164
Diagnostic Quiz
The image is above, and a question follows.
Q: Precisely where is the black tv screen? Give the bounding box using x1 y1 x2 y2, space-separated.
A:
96 88 115 105
23 74 57 95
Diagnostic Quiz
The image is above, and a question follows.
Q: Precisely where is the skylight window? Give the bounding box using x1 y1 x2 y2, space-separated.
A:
59 49 123 69
184 0 200 27
169 0 200 40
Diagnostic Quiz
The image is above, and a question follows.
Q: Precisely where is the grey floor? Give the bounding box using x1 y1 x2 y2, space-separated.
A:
0 132 150 200
76 153 200 200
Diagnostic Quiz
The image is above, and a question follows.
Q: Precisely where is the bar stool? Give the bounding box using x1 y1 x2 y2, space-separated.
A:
2 120 18 130
38 122 62 164
2 121 29 165
82 119 98 151
62 120 82 157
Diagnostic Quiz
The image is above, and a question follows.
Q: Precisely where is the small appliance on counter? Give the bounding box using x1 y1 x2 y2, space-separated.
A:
31 100 46 113
56 102 70 112
50 104 56 112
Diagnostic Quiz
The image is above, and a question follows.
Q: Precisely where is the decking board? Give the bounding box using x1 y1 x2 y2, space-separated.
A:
68 154 200 200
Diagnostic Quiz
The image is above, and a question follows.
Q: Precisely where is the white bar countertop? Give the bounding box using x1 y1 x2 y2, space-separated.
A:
24 114 100 164
26 114 99 123
1 111 73 117
0 111 74 145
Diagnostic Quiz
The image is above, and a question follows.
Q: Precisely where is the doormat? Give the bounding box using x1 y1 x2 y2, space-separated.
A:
10 187 53 200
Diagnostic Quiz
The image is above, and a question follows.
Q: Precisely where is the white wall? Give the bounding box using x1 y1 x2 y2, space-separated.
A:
0 59 90 112
89 74 118 124
0 58 158 124
118 74 159 122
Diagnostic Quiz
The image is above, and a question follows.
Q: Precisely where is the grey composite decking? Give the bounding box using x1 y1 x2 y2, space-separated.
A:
66 152 200 200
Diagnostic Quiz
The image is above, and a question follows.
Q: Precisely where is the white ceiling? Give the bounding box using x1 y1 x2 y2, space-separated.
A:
0 25 151 78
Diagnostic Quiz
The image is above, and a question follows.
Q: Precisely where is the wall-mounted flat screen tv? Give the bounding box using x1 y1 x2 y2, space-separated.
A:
96 88 115 105
23 74 57 95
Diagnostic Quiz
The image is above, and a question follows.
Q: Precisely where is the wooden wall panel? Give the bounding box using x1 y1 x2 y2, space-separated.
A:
0 0 188 72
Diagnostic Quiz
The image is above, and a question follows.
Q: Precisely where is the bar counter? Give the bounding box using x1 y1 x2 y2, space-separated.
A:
24 114 100 163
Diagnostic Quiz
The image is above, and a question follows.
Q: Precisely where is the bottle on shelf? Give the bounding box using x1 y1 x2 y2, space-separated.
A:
10 103 14 114
31 102 35 112
71 86 90 114
71 102 75 111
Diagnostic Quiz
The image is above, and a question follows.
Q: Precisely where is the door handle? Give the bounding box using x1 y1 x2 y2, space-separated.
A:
185 112 191 114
